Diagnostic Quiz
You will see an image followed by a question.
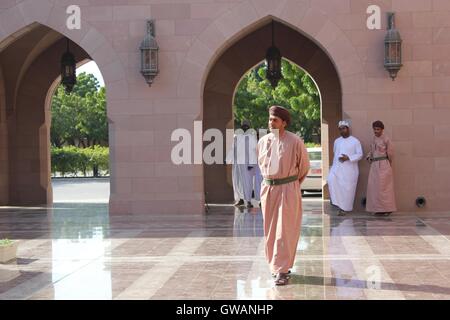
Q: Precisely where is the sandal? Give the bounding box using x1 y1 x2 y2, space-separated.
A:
374 212 392 216
272 270 291 278
338 210 346 216
274 272 290 286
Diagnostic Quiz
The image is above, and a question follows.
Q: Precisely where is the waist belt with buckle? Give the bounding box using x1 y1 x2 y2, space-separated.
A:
372 156 388 162
264 175 298 186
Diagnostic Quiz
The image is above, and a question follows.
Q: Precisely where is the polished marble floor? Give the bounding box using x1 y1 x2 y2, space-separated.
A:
2 197 450 300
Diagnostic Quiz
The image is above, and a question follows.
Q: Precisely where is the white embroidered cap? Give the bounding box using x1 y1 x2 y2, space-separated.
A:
338 120 350 128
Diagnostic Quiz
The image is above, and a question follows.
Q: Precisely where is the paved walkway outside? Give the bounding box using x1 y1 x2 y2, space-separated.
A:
52 178 110 203
2 194 450 300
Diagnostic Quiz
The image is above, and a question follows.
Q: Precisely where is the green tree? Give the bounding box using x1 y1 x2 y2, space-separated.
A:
72 72 100 97
51 86 83 147
234 59 320 143
51 72 108 147
76 87 108 147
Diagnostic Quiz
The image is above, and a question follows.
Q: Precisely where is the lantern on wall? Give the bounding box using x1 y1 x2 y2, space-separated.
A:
266 20 282 88
61 38 77 93
140 19 159 86
384 12 402 81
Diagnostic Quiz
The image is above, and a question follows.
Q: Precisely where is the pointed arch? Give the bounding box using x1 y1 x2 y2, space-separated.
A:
200 17 348 203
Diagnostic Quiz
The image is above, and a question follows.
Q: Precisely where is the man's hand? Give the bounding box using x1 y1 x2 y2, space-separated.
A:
339 154 350 162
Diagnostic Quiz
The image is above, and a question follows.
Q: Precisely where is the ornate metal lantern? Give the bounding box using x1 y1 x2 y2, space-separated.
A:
384 12 402 81
61 38 77 93
266 21 282 88
140 19 159 86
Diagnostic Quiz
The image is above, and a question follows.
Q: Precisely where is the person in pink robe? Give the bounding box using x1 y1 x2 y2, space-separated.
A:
365 120 397 215
257 106 310 286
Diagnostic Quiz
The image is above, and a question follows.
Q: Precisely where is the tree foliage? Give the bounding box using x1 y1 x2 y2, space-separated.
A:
51 72 108 148
234 59 320 142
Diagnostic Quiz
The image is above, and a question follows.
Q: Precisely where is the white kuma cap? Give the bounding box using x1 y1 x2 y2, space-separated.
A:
338 120 350 128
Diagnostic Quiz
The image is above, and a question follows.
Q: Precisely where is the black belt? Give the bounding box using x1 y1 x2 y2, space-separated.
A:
371 156 388 162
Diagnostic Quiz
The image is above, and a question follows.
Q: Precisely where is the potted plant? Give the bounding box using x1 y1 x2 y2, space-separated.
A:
0 239 18 263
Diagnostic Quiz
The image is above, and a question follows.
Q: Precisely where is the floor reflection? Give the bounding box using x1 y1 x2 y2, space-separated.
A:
52 236 112 299
50 204 112 300
233 207 264 237
328 218 365 299
2 200 450 299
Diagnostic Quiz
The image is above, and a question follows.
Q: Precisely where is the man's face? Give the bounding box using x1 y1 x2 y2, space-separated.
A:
268 115 286 131
241 124 249 132
339 126 350 137
373 127 383 137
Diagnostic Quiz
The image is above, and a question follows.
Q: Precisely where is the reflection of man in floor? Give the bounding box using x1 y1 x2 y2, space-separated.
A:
257 106 310 286
226 120 258 208
327 120 363 216
233 206 264 237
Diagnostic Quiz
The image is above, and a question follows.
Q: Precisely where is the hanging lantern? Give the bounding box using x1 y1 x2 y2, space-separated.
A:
61 38 77 93
384 12 402 81
140 19 159 86
266 21 282 88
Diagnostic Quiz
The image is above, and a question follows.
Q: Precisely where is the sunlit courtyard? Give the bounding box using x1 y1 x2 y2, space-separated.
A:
2 184 450 299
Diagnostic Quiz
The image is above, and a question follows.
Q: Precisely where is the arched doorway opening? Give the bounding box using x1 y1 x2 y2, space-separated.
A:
0 23 109 206
202 18 342 204
232 58 322 203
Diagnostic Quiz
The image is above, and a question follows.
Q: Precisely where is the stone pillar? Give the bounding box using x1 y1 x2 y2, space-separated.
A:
0 66 8 204
203 86 235 203
321 91 342 201
9 56 55 205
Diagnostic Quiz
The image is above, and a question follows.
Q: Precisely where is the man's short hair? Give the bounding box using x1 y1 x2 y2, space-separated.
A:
372 120 385 129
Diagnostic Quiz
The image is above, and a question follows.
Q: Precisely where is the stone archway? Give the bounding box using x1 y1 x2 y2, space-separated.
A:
202 19 342 203
177 1 366 212
1 25 88 204
0 1 126 207
0 24 97 205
